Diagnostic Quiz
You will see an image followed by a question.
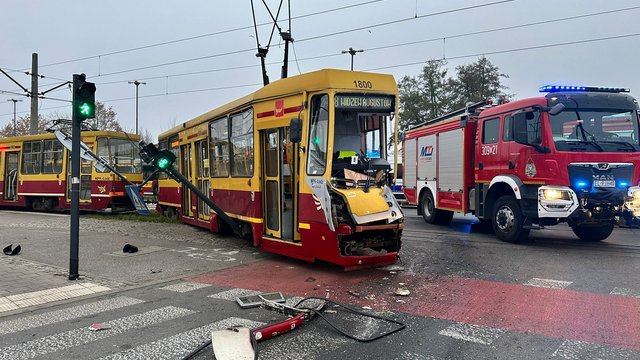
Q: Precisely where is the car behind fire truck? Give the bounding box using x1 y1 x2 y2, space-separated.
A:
403 86 640 242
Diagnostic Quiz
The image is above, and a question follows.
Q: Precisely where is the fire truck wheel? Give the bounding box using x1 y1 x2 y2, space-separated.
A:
421 190 453 225
571 223 614 242
492 195 530 243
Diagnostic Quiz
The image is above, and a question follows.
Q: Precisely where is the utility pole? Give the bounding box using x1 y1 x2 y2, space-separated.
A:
30 53 38 135
341 47 364 71
7 99 22 136
128 80 146 134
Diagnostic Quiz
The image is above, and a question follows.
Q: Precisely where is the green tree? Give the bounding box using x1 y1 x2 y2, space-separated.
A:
397 59 450 131
449 56 510 110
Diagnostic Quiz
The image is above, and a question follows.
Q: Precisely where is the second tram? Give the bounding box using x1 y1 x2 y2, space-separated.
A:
0 131 143 211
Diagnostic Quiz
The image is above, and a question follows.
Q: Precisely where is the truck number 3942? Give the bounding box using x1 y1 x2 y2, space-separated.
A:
481 144 498 156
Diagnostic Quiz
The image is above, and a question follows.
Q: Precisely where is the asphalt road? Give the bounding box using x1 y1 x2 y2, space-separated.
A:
1 209 639 359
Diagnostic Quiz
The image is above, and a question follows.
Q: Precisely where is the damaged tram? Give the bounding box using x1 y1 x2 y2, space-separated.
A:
157 69 403 269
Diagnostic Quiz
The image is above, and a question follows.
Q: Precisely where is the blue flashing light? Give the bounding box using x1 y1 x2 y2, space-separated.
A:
539 85 630 93
575 180 589 189
617 180 629 189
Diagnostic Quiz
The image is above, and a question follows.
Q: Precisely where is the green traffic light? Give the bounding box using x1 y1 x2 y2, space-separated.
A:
156 157 171 170
79 102 94 117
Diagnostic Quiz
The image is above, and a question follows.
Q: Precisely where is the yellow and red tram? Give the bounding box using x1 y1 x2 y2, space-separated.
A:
157 69 404 269
0 131 143 211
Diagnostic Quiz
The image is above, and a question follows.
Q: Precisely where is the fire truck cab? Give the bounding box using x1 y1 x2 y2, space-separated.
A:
403 86 640 243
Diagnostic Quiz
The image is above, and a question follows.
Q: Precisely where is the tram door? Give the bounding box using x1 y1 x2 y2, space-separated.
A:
3 152 19 201
262 127 298 241
66 151 92 203
180 143 192 217
195 140 210 221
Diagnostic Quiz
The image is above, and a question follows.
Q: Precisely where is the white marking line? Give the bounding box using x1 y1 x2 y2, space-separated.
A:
553 339 640 359
99 317 265 360
0 282 111 313
0 296 143 336
208 288 261 301
524 278 573 289
438 322 506 345
0 306 195 360
159 282 211 293
610 287 640 298
397 352 440 360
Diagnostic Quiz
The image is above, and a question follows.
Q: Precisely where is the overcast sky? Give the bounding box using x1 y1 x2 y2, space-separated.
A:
1 0 639 139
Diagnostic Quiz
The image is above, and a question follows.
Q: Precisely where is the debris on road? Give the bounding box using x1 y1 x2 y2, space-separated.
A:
347 290 361 298
377 264 405 272
395 287 410 296
3 244 21 256
88 323 110 331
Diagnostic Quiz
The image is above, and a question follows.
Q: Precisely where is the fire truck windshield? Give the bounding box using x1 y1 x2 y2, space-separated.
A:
550 107 640 152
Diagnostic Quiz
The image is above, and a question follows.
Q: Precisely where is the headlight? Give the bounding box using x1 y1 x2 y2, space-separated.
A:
541 189 571 201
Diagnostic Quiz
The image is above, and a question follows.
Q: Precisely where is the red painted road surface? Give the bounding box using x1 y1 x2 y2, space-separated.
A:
187 258 640 351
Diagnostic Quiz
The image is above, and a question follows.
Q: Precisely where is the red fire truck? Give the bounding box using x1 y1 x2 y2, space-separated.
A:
403 86 640 242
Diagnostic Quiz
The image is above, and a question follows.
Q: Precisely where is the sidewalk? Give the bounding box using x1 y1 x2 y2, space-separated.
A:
0 255 119 314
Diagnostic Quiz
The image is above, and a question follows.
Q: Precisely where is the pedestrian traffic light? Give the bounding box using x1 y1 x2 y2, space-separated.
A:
154 150 176 170
73 74 96 120
139 142 176 171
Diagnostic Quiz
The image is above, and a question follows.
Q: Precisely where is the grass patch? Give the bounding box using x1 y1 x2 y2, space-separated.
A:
83 210 179 224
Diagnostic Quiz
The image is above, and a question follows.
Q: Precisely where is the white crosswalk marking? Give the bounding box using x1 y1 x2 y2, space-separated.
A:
208 288 261 300
524 278 572 289
159 282 211 293
0 306 195 360
438 322 506 345
259 328 350 360
99 317 265 360
610 287 640 298
0 296 143 336
553 339 640 359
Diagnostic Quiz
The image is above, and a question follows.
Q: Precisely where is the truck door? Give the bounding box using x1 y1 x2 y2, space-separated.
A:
476 117 502 182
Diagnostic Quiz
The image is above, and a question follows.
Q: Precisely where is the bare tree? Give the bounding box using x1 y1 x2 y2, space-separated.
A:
139 127 154 144
0 114 48 137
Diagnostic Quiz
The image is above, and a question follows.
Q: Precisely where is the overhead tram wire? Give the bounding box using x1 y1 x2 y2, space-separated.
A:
67 4 640 89
27 0 386 70
28 0 518 81
2 31 637 120
364 32 640 72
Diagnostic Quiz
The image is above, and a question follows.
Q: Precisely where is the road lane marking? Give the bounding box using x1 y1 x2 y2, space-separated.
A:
610 287 640 298
0 306 195 360
553 339 640 359
0 296 143 335
0 282 111 313
99 317 264 360
524 278 573 289
159 282 211 293
438 322 506 345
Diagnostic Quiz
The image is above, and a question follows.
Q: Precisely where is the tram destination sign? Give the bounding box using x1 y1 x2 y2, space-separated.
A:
334 95 394 110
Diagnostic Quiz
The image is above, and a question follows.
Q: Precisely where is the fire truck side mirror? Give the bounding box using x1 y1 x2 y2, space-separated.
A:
549 103 566 116
289 118 302 143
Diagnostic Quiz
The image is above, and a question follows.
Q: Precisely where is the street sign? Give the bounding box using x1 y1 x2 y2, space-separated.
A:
125 185 150 215
55 130 95 161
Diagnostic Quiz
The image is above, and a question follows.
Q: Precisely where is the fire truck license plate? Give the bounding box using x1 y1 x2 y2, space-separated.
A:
593 180 615 188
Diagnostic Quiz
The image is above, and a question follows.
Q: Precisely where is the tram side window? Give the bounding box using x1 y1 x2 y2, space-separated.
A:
230 109 254 177
306 94 329 175
209 117 230 177
96 137 110 173
42 140 63 174
110 139 141 173
21 140 42 174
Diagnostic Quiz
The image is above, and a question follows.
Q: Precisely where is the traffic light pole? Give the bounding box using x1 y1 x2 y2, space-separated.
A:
69 74 82 280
